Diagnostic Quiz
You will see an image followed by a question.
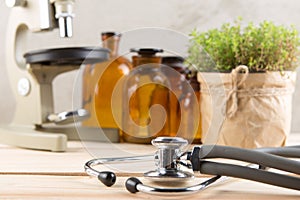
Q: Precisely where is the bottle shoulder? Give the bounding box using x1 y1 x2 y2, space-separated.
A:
113 56 132 68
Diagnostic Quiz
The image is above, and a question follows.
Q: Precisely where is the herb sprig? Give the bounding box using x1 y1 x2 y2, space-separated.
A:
186 20 300 72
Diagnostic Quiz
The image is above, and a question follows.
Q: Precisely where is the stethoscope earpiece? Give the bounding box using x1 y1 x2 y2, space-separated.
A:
125 177 142 193
98 171 117 187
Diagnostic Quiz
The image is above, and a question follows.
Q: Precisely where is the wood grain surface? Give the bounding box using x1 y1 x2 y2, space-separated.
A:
0 134 299 199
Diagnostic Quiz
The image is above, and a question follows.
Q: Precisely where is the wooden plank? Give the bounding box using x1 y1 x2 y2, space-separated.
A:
0 175 299 199
0 134 299 174
0 141 156 173
0 134 299 199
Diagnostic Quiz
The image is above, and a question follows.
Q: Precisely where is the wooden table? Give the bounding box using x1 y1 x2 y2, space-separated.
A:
0 134 299 199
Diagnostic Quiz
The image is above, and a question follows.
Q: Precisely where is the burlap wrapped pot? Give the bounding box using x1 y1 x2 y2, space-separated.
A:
197 65 296 148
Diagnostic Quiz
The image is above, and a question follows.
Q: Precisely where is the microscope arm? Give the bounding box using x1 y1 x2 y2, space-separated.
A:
0 0 74 151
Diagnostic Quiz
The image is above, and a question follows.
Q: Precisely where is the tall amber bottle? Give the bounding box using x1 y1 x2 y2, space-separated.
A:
82 32 132 133
122 48 169 143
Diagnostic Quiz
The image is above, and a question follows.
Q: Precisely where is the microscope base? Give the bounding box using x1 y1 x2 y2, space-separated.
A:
0 125 67 151
0 125 120 152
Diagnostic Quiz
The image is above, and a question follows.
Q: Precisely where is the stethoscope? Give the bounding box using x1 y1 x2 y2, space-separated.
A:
85 137 300 195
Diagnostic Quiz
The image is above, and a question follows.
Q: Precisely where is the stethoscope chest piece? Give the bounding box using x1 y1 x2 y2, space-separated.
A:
144 137 194 182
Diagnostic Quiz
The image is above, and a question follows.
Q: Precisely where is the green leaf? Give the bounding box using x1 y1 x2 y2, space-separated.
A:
186 19 300 72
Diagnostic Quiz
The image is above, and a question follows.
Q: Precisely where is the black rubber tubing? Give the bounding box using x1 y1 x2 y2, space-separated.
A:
200 161 300 191
257 146 300 158
199 145 300 175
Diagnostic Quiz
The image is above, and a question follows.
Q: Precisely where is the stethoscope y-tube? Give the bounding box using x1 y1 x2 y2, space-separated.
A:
84 137 300 195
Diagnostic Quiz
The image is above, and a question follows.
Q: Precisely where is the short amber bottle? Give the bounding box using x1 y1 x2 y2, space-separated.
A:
122 48 169 144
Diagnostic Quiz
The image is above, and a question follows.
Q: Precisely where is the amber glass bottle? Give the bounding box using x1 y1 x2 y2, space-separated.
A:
161 56 202 143
122 48 169 143
182 72 202 144
161 56 187 137
82 32 132 132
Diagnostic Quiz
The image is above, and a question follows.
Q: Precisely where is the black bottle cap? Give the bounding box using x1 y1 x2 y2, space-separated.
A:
162 56 184 63
101 32 121 37
161 56 187 74
130 48 163 56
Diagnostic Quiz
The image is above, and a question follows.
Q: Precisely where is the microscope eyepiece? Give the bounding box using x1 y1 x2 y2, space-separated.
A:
54 0 75 38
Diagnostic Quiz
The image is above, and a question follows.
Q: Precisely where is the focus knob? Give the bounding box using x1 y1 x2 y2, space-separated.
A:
5 0 26 8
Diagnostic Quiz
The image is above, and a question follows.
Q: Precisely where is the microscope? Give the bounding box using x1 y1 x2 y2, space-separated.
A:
0 0 119 151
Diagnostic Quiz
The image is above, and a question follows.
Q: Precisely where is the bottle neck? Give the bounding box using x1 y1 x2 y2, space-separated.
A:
132 56 161 67
102 36 120 58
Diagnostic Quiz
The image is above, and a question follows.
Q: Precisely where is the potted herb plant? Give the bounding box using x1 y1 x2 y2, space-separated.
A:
186 20 300 148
